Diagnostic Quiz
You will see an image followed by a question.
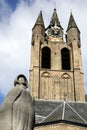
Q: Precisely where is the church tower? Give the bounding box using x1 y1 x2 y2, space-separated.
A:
29 9 85 101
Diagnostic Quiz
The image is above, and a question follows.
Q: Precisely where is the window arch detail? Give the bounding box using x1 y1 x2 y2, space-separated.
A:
60 73 73 101
40 72 52 99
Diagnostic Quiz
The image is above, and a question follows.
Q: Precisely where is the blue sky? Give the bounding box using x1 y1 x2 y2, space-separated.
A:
5 0 19 10
0 92 4 105
0 0 87 105
5 0 34 10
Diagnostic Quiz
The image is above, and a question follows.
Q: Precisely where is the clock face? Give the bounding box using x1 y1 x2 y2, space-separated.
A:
46 26 63 42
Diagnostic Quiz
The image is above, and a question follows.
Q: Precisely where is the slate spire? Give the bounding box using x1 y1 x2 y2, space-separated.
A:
67 13 79 32
50 9 60 26
33 11 45 28
47 8 63 29
50 9 62 28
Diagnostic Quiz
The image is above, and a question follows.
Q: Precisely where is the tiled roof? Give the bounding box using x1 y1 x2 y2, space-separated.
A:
34 100 87 127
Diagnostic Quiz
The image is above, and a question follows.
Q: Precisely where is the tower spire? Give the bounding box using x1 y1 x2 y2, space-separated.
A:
47 8 63 30
46 9 63 30
67 13 79 32
50 9 60 26
33 11 45 29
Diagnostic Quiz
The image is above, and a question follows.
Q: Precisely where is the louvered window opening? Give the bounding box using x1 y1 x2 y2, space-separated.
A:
61 48 70 70
41 47 51 69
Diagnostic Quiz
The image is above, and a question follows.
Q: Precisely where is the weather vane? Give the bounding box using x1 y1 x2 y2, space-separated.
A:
54 0 56 9
70 8 72 15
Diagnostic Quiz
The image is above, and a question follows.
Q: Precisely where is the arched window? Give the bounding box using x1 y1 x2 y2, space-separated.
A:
61 48 70 70
41 47 51 69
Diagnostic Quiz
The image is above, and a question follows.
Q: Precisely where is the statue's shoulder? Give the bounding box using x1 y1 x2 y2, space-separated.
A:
0 86 22 109
7 86 21 97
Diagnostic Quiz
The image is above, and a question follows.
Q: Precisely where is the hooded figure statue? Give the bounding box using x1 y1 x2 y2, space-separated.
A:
0 74 34 130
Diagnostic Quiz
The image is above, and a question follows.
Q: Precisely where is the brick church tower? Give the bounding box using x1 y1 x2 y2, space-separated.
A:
29 9 85 102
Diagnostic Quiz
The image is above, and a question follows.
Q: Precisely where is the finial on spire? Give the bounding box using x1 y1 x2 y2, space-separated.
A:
54 8 56 12
70 9 72 15
40 10 42 14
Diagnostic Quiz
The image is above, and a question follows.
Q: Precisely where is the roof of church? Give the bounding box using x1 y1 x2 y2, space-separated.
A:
33 11 45 29
34 100 87 127
67 13 80 32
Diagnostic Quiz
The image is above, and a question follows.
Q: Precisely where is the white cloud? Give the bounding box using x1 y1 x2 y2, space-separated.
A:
0 1 32 95
0 0 87 97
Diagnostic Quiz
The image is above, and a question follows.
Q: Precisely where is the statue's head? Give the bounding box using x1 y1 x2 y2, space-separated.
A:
14 74 28 88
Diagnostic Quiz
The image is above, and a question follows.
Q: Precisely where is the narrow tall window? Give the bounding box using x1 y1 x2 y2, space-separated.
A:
41 47 51 69
61 48 70 70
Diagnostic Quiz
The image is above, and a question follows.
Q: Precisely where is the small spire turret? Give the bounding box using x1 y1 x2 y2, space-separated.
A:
67 13 80 32
33 11 45 29
32 11 45 39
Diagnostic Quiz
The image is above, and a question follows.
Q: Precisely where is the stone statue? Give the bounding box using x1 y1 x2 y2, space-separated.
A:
0 74 34 130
